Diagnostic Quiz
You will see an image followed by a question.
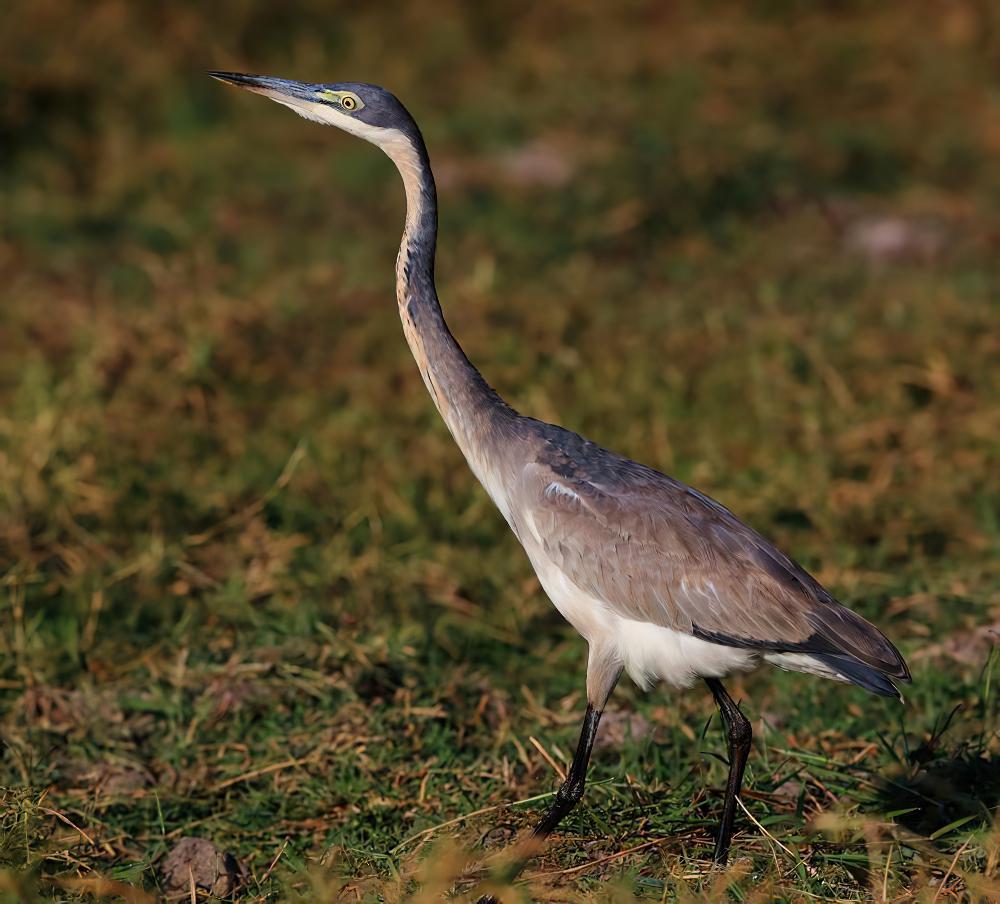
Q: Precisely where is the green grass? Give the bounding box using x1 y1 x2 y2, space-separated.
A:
2 0 1000 900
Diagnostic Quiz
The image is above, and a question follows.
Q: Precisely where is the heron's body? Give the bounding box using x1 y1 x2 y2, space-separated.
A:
211 71 910 874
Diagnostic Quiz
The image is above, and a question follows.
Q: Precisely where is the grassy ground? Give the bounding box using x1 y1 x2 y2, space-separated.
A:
2 0 1000 900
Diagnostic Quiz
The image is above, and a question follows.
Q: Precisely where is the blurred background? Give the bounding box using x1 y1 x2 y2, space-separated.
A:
2 1 999 900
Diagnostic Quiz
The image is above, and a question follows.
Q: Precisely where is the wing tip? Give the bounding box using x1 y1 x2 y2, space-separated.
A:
812 652 906 699
806 605 911 684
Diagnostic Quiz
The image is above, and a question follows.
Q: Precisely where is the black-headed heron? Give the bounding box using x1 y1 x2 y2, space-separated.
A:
210 71 909 887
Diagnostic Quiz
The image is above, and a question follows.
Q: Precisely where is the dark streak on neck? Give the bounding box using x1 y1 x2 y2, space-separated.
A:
393 128 517 439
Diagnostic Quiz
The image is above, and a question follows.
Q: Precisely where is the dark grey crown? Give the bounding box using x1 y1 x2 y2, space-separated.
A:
321 82 421 140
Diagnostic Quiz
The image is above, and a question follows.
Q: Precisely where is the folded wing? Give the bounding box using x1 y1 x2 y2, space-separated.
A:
517 426 909 691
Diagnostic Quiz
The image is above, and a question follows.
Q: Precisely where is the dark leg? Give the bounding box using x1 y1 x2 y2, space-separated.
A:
705 678 753 864
530 704 603 838
476 704 604 904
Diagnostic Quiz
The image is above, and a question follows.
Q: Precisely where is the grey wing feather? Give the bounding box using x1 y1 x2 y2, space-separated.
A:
518 424 909 682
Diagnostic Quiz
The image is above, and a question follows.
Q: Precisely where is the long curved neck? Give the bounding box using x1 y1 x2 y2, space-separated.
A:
382 129 517 459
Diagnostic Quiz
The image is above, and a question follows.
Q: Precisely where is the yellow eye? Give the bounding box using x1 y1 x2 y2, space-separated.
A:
315 88 365 111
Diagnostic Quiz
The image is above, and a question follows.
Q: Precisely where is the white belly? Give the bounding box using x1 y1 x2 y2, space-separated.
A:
527 548 757 690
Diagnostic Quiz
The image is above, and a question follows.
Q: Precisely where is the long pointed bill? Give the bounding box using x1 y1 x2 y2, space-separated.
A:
208 71 317 104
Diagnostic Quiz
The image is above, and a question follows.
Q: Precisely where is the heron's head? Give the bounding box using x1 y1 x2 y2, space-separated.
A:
209 71 422 155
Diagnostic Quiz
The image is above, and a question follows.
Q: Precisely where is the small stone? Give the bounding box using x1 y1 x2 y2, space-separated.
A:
594 710 652 751
92 762 154 795
843 215 948 263
161 837 246 899
480 825 515 849
771 777 803 804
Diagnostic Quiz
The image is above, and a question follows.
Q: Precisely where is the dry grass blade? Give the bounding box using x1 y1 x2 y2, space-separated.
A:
55 876 159 904
260 837 290 885
209 756 312 792
735 796 810 873
528 735 567 781
390 790 558 854
930 837 970 904
184 440 307 547
37 806 96 847
531 837 670 878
